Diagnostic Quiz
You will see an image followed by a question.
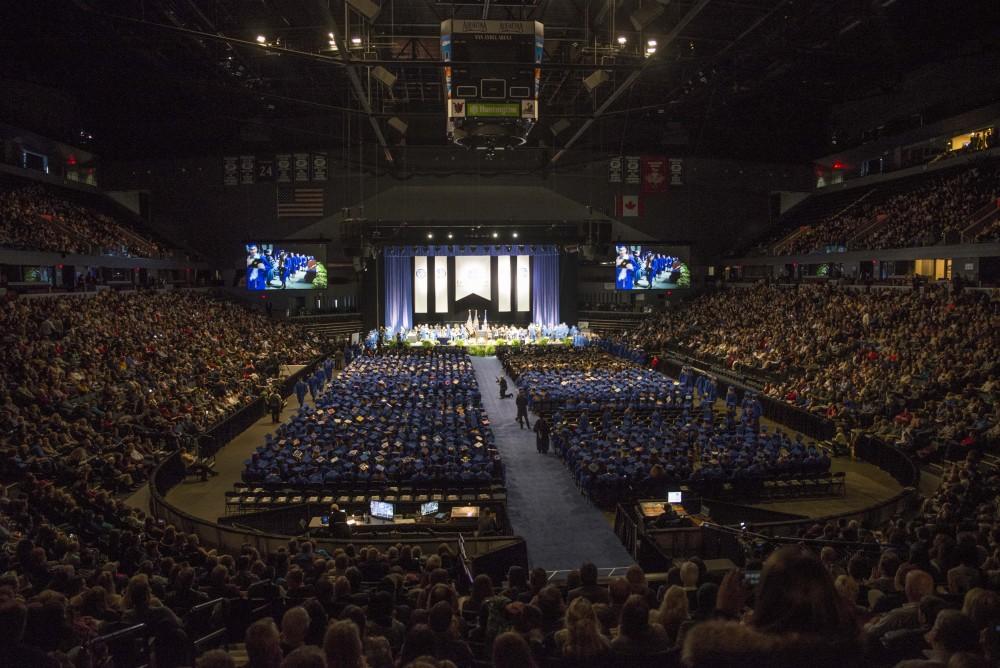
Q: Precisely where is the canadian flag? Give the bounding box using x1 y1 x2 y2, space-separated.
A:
615 194 642 217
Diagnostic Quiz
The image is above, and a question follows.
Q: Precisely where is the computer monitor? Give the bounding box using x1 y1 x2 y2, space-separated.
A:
370 500 394 520
420 501 439 516
450 506 480 519
320 515 330 526
667 491 682 504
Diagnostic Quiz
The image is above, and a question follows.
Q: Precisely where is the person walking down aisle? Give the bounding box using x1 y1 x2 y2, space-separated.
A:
294 377 307 407
534 416 550 454
267 388 284 424
498 376 511 399
515 390 531 429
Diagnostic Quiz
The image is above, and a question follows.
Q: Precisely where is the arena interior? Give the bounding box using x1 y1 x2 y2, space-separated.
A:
2 1 1000 667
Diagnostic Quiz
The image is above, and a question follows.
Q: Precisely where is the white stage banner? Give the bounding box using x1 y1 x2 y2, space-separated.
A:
497 256 511 312
516 255 530 312
434 257 449 313
455 255 491 301
414 256 428 313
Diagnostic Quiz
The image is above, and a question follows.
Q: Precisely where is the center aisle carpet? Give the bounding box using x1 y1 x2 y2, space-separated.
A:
471 356 635 570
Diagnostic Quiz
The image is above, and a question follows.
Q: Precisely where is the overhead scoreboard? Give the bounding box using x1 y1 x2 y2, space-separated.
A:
441 19 543 148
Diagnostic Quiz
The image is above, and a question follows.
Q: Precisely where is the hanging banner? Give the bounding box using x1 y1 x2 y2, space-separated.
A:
624 155 641 185
293 153 310 182
311 152 328 181
641 155 668 192
668 157 684 186
239 155 255 185
223 156 238 186
275 154 292 182
609 156 622 183
256 158 275 182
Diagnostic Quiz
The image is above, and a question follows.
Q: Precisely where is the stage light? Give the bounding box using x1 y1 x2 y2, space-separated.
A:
583 70 609 92
387 116 407 135
351 36 362 45
447 232 454 239
647 39 658 47
256 35 267 44
512 232 519 238
617 36 627 45
427 232 434 239
492 231 499 238
347 0 382 21
630 3 664 30
373 66 397 88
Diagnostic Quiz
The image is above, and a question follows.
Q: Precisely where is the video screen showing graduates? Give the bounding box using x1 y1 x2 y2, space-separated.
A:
613 244 690 290
245 242 328 290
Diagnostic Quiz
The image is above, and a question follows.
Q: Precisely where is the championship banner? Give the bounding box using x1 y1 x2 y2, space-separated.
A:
609 156 622 183
256 158 275 182
293 153 310 182
669 157 684 186
624 155 641 185
311 152 328 181
641 155 668 192
239 155 255 185
275 154 292 182
223 156 238 186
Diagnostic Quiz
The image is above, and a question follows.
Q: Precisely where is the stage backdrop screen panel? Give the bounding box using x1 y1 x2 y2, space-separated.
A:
612 244 691 290
414 256 428 313
497 256 511 312
455 255 491 301
516 255 530 311
245 241 328 290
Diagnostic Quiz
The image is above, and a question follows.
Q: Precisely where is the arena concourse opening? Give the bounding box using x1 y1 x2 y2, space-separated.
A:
1 2 1000 667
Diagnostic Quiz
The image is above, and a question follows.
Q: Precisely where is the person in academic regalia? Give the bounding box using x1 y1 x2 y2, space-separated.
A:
534 416 550 454
294 377 307 407
515 390 531 430
615 246 635 290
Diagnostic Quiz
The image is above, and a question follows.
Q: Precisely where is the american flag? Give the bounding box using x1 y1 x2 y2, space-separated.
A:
276 186 324 218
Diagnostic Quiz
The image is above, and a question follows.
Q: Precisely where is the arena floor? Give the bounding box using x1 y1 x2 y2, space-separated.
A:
127 359 902 570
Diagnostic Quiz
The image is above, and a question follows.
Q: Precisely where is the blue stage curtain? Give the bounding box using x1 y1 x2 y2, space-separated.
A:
383 254 412 334
531 253 560 327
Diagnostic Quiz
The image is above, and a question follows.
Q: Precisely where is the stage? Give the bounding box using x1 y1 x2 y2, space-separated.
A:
382 244 567 335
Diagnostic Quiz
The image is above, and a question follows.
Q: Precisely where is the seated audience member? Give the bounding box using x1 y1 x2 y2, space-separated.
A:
492 631 539 668
568 562 611 605
324 619 368 668
611 594 673 655
895 610 981 668
866 569 936 640
280 606 311 656
554 597 610 659
683 547 861 668
246 618 284 668
654 584 691 646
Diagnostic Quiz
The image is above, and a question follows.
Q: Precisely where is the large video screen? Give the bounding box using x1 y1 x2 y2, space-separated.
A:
614 244 690 290
245 242 327 290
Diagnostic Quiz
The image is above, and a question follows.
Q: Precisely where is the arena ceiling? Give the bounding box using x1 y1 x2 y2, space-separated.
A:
3 0 999 168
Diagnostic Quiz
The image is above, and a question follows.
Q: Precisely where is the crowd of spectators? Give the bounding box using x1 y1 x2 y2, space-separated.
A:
631 284 999 462
772 160 1000 256
244 350 502 487
5 490 1000 668
0 184 170 257
0 291 322 493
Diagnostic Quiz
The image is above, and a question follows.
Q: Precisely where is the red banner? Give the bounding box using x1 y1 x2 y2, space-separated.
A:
641 155 668 192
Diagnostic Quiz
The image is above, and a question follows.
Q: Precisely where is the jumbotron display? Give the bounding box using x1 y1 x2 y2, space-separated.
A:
614 244 691 290
245 242 327 290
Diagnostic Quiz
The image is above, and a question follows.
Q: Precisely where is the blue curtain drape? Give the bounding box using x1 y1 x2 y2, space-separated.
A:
531 254 560 327
384 255 412 334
